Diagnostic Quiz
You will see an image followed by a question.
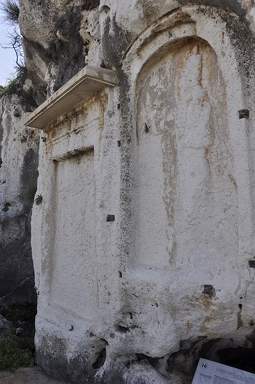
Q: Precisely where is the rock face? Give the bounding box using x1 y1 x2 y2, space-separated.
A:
0 94 38 310
15 0 255 383
19 0 100 95
0 367 69 384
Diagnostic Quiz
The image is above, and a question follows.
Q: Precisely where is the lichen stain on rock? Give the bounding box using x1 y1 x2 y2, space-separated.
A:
102 15 132 69
139 0 161 23
194 6 255 82
20 148 39 209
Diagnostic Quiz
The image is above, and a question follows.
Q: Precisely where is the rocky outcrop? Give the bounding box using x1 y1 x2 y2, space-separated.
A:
17 0 255 101
19 0 101 95
0 94 38 310
5 0 255 383
0 367 70 384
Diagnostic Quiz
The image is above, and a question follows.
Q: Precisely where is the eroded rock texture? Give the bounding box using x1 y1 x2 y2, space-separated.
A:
0 94 39 308
0 94 38 325
19 0 100 94
5 0 255 383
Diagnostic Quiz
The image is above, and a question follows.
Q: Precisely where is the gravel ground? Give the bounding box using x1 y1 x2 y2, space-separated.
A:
0 368 69 384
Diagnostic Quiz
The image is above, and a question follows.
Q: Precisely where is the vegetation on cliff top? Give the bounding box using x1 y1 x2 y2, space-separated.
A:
0 0 25 96
0 66 26 97
0 335 34 371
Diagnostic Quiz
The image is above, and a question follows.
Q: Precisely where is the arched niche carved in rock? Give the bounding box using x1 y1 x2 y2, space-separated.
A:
135 37 237 271
121 6 255 356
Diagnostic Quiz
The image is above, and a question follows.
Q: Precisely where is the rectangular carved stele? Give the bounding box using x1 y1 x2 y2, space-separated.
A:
51 148 96 316
25 65 118 321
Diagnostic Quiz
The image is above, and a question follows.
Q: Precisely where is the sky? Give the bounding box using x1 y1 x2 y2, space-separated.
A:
0 10 17 86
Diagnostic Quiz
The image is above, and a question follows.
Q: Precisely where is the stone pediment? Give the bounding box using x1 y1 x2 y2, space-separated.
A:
25 66 118 130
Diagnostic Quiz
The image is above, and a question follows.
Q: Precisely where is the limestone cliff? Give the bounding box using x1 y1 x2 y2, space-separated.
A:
3 0 255 383
0 93 38 309
19 0 100 94
18 0 255 96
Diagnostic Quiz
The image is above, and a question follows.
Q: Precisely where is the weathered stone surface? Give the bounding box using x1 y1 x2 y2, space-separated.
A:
11 0 255 382
0 315 12 336
0 94 39 309
19 0 101 95
0 368 69 384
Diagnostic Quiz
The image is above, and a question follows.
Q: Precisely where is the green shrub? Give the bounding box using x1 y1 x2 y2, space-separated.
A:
0 66 27 97
0 86 5 96
0 335 34 371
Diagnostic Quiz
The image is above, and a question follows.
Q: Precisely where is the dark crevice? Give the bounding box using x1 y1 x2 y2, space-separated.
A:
92 347 107 370
82 0 100 11
115 324 130 334
218 347 255 374
167 335 255 377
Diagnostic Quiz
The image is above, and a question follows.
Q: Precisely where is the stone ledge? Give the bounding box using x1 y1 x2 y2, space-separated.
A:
25 66 119 130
